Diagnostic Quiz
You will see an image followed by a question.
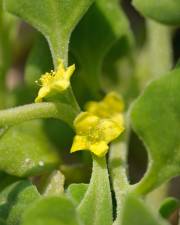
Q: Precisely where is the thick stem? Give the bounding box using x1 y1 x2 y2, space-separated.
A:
109 112 131 225
136 20 172 89
48 34 80 113
146 19 172 77
109 142 129 225
78 155 113 225
49 34 69 68
0 102 79 128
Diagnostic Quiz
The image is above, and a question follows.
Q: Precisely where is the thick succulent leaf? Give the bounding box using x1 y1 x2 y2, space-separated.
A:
131 68 180 194
0 120 59 177
70 0 133 101
159 197 180 219
0 180 40 225
121 195 169 225
5 0 94 64
21 195 82 225
66 183 88 206
78 156 112 225
132 0 180 25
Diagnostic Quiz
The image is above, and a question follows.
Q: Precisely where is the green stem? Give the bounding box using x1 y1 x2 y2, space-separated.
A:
78 155 113 225
136 20 172 88
109 112 131 225
0 102 79 128
109 142 129 225
49 34 69 68
146 19 172 77
49 34 80 113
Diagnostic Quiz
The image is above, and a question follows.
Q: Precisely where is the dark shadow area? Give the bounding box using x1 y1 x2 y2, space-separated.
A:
128 130 148 184
121 0 146 47
172 29 180 65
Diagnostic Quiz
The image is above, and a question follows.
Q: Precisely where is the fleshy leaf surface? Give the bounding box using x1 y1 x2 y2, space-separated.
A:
66 183 88 206
0 120 59 177
0 180 40 225
21 195 82 225
121 195 169 225
133 0 180 25
131 68 180 194
5 0 94 64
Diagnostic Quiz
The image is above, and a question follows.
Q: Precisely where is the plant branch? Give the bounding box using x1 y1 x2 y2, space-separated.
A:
109 141 129 225
0 102 80 128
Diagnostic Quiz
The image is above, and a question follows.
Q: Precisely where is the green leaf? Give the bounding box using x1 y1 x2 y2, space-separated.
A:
78 156 112 225
159 197 180 219
0 180 40 225
70 0 133 100
132 0 180 25
131 67 180 194
0 120 59 177
5 0 94 65
21 195 82 225
121 195 169 225
66 183 88 206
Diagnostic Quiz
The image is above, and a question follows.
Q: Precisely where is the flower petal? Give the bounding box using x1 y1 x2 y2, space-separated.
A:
70 135 89 153
104 92 124 112
35 59 75 103
90 141 109 157
99 119 124 143
74 112 99 135
35 86 51 103
65 64 75 79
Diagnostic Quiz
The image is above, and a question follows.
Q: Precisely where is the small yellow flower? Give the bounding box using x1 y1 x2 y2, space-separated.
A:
35 59 75 103
70 112 124 157
85 92 124 122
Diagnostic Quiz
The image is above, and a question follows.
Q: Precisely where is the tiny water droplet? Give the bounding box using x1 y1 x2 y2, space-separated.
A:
39 161 44 167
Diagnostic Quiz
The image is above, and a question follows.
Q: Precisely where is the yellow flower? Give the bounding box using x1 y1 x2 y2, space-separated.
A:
70 112 124 157
85 92 124 122
35 59 75 103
